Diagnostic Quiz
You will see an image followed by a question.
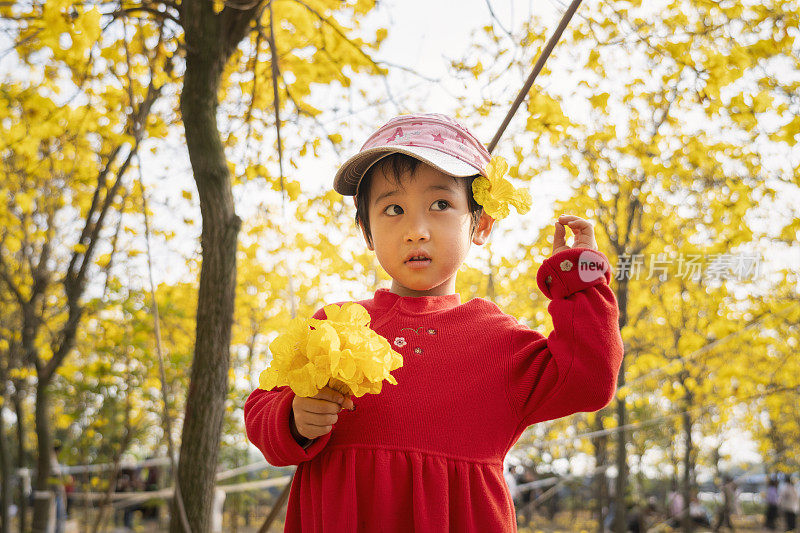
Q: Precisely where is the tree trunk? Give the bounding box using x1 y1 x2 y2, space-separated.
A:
594 413 609 533
172 1 255 530
636 449 645 501
613 279 630 533
613 357 627 533
680 407 694 532
174 64 241 532
0 388 10 533
31 380 55 533
13 391 28 533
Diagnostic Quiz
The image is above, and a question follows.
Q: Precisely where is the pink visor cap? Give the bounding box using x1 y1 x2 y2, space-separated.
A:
333 113 491 196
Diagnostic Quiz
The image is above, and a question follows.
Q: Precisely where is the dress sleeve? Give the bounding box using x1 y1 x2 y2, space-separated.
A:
243 306 333 466
506 247 624 428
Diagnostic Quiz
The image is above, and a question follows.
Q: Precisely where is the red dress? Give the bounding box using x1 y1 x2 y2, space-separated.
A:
245 248 624 532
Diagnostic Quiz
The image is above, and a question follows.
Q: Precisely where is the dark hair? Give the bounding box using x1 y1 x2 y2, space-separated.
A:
355 153 484 247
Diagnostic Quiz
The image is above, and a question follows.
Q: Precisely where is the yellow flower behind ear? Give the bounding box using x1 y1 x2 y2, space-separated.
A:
258 303 403 398
472 155 532 220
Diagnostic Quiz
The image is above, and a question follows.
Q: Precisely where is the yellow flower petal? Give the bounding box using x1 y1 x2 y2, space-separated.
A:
335 353 358 381
486 154 508 179
258 368 280 391
287 364 319 397
323 302 371 326
472 155 532 220
306 322 340 361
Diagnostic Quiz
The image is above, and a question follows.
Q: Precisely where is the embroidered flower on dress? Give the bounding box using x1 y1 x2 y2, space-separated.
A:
414 347 423 354
394 337 407 348
472 156 532 220
427 328 437 335
258 303 403 398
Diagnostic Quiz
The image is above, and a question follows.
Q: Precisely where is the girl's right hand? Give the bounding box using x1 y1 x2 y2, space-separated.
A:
291 386 355 441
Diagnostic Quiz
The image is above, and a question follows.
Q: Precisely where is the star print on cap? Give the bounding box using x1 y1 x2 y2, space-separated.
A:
333 113 492 196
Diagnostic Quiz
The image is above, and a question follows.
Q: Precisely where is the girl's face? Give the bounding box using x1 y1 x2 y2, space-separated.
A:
361 163 493 297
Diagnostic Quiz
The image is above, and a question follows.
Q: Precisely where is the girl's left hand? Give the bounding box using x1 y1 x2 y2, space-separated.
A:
552 214 598 255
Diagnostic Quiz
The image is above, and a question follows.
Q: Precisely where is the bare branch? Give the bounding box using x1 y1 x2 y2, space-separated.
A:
0 252 25 305
106 5 181 25
484 0 514 39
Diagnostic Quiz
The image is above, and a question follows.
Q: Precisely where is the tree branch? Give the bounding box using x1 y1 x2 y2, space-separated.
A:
220 0 267 60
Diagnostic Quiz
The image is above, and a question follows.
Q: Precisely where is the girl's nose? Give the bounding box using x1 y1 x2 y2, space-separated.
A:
404 214 430 242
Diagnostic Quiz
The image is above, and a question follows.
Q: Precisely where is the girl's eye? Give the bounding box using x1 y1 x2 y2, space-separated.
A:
431 200 450 211
383 204 403 216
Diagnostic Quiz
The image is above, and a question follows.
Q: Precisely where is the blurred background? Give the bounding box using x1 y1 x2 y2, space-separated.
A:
1 0 798 531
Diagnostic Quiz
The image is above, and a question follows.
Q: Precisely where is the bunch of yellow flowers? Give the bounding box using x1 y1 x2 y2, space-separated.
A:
472 155 532 220
258 302 403 398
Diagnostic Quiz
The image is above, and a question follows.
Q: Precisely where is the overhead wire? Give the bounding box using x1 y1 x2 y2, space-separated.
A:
487 0 583 153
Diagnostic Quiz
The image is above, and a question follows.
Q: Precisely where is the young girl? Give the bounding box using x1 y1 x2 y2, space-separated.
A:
245 113 624 532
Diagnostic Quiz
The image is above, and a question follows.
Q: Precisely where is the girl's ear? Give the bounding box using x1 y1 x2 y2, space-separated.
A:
357 217 375 251
471 211 494 246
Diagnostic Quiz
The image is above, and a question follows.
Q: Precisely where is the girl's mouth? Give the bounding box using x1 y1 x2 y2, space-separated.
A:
405 257 431 268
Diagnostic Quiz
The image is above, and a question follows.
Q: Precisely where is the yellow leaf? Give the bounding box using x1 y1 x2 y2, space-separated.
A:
589 92 609 109
285 181 301 201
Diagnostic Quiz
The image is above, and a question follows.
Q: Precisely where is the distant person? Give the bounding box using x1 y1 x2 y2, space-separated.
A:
50 444 67 533
778 474 799 531
713 474 736 531
116 467 143 530
64 474 76 518
547 481 562 521
141 460 162 523
667 484 685 527
515 468 536 526
503 460 520 506
766 476 780 530
689 493 712 527
627 500 657 533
